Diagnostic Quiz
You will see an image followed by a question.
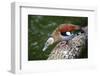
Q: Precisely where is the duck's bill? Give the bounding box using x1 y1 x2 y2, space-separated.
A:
42 37 54 51
42 45 48 51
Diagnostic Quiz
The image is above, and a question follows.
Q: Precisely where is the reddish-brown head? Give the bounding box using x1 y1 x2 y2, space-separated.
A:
59 24 81 32
42 24 81 51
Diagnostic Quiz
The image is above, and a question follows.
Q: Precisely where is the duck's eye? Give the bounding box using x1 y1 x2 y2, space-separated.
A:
61 32 71 36
66 32 71 36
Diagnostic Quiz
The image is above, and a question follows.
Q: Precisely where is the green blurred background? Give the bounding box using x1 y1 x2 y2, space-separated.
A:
28 15 88 60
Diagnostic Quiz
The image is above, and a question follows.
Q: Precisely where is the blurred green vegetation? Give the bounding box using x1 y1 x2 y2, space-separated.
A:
28 15 88 60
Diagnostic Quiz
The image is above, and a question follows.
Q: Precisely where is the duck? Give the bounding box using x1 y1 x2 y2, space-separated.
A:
42 24 84 51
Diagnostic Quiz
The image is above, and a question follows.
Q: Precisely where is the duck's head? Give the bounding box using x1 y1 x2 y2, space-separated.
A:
42 24 81 51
